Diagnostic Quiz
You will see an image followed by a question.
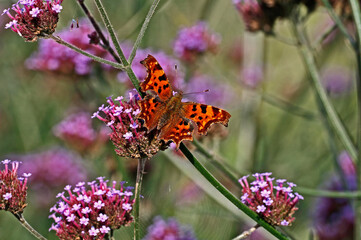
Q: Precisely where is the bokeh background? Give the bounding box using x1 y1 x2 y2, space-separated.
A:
0 0 357 239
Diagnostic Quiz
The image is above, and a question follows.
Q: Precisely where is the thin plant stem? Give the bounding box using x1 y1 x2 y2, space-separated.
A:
110 229 114 240
49 35 125 70
134 158 147 240
233 224 260 240
13 213 47 240
348 0 361 238
93 0 128 65
77 0 121 63
179 143 289 240
320 0 356 47
128 0 160 64
290 19 358 162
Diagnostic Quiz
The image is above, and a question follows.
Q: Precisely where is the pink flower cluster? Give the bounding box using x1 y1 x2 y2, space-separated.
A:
239 172 303 226
25 19 112 76
49 177 134 240
53 112 109 152
173 22 221 63
3 0 63 41
0 159 31 214
94 92 165 158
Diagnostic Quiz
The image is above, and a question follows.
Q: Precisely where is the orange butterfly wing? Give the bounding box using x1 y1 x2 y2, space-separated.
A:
159 117 194 148
183 102 231 135
140 55 173 101
138 95 165 131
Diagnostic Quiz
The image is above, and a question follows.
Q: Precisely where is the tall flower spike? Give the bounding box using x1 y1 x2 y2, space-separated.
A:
49 178 135 240
0 159 30 214
239 172 303 226
3 0 64 42
94 92 167 158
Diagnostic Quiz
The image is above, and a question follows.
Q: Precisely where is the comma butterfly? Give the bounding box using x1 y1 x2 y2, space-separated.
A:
137 55 231 148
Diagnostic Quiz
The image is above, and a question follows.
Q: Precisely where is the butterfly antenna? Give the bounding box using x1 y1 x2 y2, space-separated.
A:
183 89 210 96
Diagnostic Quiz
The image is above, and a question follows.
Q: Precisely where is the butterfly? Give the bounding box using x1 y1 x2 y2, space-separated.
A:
137 55 231 148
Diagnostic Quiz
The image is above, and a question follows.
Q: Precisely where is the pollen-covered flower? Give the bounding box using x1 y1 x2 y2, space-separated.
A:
94 92 166 158
25 18 117 76
143 216 197 240
173 22 221 63
53 112 109 152
314 151 356 240
49 177 134 240
0 160 30 214
239 172 303 226
3 0 63 41
18 148 87 206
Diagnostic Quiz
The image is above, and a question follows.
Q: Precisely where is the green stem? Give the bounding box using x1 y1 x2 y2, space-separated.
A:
134 158 147 240
128 0 160 64
348 1 361 239
93 0 128 65
291 20 358 162
320 0 356 47
233 224 260 240
49 35 125 70
179 143 289 240
13 213 47 240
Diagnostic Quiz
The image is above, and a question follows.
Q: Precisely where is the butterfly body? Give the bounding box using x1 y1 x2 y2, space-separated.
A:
137 55 231 148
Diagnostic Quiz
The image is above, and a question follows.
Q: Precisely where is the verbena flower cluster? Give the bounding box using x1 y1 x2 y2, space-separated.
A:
49 177 134 240
143 216 197 240
173 22 221 63
25 18 111 76
53 112 109 152
239 172 303 226
3 0 63 41
314 151 356 239
19 148 87 206
232 0 316 32
94 92 166 158
0 159 31 214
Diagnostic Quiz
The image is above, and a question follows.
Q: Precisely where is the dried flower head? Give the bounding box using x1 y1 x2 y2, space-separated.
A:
94 92 166 158
314 151 355 240
239 172 303 226
49 177 134 240
173 22 221 63
143 216 197 240
0 159 31 214
25 18 111 76
3 0 63 41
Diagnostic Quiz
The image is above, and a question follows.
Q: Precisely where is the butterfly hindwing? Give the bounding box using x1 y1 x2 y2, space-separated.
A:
183 102 231 135
159 117 194 148
140 55 173 101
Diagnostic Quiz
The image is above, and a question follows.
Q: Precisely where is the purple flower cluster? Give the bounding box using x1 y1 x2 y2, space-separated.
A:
239 172 303 226
321 66 353 97
143 216 197 240
3 0 63 41
241 65 264 88
25 19 114 76
117 49 184 91
19 148 87 206
94 92 165 158
49 177 134 240
0 159 31 214
314 151 356 240
173 22 221 63
53 112 109 152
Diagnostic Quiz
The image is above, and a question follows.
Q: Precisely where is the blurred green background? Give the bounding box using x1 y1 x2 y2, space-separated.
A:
0 0 357 239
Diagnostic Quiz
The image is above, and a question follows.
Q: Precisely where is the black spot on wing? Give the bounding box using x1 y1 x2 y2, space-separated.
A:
190 113 196 118
212 106 220 115
200 105 207 114
154 63 162 70
158 88 162 94
163 84 169 90
154 82 158 87
159 74 167 81
198 116 203 120
192 105 197 112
